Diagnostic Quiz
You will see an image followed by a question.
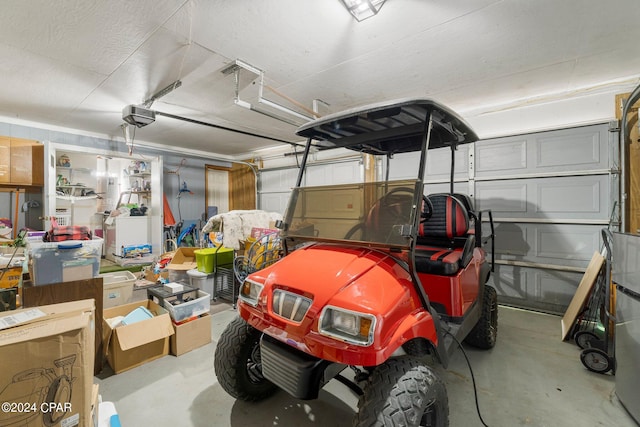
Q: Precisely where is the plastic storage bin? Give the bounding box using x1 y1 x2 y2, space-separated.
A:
168 269 189 284
163 289 210 322
187 269 214 301
194 247 233 274
100 270 137 308
27 238 103 286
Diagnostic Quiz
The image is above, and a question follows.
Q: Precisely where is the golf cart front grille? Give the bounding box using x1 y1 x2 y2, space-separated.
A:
272 290 312 323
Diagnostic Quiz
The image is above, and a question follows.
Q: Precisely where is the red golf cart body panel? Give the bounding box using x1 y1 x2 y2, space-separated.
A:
239 243 440 366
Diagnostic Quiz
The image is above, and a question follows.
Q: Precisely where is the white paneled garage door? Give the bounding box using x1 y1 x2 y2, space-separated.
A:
388 123 619 313
476 123 619 313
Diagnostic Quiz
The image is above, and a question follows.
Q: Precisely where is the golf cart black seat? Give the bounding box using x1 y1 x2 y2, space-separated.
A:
415 194 475 275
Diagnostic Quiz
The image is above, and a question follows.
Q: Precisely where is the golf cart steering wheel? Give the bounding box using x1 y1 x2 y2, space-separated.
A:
381 187 434 224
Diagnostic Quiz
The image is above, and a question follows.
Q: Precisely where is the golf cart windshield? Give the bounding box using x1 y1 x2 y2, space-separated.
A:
281 98 478 249
283 179 419 248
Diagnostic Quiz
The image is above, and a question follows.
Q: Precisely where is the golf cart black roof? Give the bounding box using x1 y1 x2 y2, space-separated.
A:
296 98 478 155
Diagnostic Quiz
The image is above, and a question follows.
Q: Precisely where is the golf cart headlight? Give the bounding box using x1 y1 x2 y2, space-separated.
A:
239 279 264 307
319 306 376 346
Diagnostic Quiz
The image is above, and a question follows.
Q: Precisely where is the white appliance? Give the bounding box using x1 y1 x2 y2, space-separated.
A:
104 216 150 262
612 232 640 424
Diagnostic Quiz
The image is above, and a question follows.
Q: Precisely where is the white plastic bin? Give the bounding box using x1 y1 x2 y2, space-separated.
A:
168 269 189 284
187 269 214 301
99 271 137 308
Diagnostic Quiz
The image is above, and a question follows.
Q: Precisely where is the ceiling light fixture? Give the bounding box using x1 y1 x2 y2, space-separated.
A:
221 59 315 126
340 0 386 21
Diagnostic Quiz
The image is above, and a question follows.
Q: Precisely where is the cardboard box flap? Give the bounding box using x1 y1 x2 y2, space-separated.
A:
0 308 93 347
113 312 174 351
166 247 199 271
0 298 94 331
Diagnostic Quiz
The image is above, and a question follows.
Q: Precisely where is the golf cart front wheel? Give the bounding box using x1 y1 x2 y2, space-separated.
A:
214 316 277 401
354 356 448 427
580 348 612 374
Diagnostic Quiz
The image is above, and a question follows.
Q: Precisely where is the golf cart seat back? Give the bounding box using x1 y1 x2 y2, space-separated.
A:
415 194 475 275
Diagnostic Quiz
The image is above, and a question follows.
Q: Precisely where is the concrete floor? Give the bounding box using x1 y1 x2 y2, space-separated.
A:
96 301 638 427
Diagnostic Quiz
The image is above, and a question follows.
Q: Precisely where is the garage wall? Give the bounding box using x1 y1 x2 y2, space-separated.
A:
259 158 364 214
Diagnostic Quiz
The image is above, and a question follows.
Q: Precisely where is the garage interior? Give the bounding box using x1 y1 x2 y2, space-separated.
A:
1 1 640 426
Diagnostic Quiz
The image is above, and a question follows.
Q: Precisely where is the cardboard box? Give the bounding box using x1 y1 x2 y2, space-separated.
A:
170 313 212 356
103 299 174 374
91 383 99 427
144 269 169 283
0 299 94 427
166 247 199 271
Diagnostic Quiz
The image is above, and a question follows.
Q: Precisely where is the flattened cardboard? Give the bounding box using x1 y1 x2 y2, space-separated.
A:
22 278 104 375
561 251 605 340
166 247 199 271
170 313 212 356
0 299 94 427
103 299 174 374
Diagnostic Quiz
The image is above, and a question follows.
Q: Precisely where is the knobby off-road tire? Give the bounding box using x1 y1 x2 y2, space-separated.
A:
464 285 498 349
214 316 277 401
354 356 448 427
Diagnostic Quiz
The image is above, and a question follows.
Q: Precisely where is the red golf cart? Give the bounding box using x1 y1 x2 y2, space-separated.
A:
215 98 496 426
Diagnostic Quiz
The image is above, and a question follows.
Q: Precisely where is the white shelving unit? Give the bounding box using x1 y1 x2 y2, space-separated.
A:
54 165 99 227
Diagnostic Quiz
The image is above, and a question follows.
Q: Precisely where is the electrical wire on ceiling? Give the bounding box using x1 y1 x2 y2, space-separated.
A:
121 122 136 155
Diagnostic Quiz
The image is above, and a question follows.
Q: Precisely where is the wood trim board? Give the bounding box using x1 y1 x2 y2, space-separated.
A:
561 251 605 340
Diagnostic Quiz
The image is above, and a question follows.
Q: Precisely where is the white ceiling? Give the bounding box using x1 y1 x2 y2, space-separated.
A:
1 0 639 159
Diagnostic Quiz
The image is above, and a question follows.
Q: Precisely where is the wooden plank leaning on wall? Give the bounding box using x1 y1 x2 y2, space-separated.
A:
616 93 640 234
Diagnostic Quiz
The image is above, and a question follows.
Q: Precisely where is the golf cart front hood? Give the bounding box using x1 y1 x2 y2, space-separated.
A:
257 243 410 308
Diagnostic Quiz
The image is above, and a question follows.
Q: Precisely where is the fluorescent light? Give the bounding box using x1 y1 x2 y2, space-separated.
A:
340 0 386 22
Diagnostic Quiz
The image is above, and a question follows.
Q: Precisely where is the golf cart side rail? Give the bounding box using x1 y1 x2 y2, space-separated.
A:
474 209 495 272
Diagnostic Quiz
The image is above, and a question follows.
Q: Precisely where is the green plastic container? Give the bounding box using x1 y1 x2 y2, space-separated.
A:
194 247 234 273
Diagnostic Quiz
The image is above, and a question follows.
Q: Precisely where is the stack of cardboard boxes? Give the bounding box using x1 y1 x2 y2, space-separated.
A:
0 299 95 426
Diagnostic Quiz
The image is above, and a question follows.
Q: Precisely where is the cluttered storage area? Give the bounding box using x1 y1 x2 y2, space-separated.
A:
2 2 640 427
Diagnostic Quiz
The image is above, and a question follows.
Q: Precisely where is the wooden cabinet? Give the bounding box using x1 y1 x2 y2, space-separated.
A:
0 136 44 186
0 137 10 184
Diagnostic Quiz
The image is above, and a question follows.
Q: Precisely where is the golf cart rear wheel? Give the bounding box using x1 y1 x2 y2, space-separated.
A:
580 348 612 374
464 285 498 349
214 316 277 401
354 356 448 427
